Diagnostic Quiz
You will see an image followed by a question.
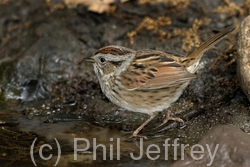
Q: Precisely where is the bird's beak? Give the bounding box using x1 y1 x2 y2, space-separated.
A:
84 56 95 63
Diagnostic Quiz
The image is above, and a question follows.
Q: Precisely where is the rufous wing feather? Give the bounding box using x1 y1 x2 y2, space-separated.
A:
118 51 196 90
139 65 196 89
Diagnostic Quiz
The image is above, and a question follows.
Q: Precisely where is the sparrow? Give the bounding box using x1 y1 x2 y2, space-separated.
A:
86 25 235 138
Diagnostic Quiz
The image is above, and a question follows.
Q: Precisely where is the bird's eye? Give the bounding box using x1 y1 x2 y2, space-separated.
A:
100 57 106 63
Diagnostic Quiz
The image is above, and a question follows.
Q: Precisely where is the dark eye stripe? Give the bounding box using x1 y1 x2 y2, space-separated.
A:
110 61 122 66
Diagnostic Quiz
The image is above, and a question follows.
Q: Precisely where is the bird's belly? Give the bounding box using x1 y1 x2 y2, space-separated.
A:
105 82 190 115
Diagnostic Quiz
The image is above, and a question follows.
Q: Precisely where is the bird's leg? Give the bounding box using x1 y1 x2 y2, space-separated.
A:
158 109 184 127
130 112 157 139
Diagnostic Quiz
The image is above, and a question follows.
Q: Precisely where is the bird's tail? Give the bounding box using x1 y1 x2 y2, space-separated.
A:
183 25 236 73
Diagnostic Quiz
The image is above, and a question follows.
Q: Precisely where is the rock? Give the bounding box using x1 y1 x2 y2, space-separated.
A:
0 21 91 101
170 125 250 167
237 15 250 101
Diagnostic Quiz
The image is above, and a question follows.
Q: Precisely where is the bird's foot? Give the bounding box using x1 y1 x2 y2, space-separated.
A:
129 131 148 139
157 110 184 128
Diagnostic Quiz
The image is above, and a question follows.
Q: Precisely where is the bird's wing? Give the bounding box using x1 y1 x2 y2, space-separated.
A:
118 50 196 90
